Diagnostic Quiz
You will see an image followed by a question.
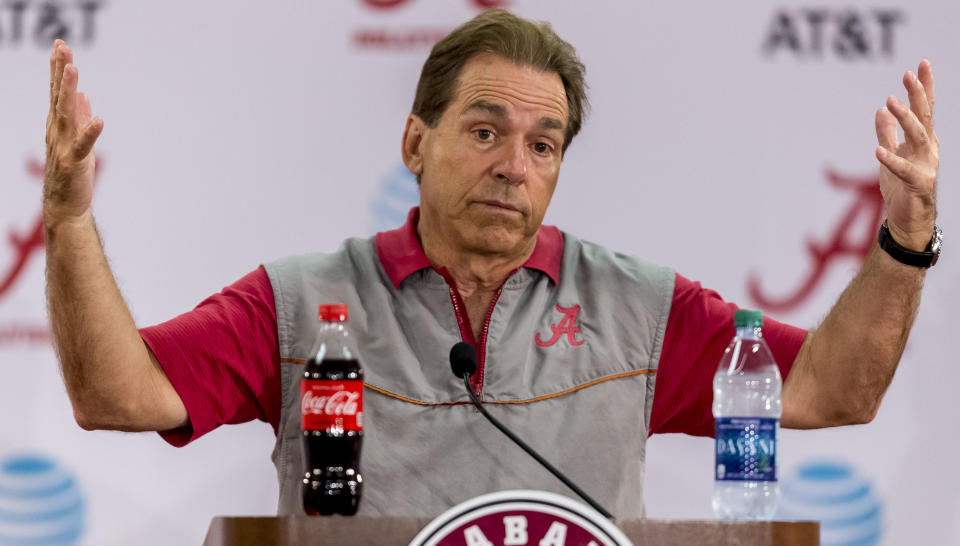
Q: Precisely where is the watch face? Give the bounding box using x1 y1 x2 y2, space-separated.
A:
930 226 943 266
931 227 943 254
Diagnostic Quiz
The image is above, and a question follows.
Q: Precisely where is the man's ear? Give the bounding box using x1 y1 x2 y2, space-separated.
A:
401 114 426 176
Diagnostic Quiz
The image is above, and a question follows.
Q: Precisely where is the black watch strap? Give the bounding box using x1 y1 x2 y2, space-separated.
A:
877 220 942 268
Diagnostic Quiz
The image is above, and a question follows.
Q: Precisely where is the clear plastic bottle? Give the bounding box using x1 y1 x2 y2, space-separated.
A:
712 309 782 520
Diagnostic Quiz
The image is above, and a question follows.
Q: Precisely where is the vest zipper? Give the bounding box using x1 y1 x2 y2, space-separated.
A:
445 284 485 397
475 287 504 399
438 268 511 399
447 285 474 345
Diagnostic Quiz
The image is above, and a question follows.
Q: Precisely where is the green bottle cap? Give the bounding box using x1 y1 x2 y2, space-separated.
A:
734 309 763 328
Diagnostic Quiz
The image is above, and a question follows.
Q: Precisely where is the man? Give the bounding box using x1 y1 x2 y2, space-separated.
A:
43 10 939 518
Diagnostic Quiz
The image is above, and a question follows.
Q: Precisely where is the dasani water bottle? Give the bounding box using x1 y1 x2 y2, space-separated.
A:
712 309 782 520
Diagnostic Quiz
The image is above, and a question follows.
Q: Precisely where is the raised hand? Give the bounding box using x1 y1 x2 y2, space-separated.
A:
875 60 939 251
44 39 104 226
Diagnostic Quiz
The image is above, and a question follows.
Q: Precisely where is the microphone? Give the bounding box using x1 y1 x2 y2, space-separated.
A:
448 342 614 519
449 341 477 378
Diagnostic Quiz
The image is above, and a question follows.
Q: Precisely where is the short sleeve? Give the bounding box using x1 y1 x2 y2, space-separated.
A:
139 266 280 447
649 273 808 437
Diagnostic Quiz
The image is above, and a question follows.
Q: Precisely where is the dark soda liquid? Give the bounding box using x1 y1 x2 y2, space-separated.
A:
301 358 364 516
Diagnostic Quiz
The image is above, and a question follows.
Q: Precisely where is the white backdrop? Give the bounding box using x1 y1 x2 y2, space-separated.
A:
1 1 956 544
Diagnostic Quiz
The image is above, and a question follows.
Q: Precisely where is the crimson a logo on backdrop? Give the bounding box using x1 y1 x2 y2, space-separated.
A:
748 169 883 313
353 0 510 50
0 1 104 47
0 159 47 303
0 156 103 346
763 8 905 59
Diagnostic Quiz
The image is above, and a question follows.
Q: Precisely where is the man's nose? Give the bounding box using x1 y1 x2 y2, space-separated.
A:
494 138 527 185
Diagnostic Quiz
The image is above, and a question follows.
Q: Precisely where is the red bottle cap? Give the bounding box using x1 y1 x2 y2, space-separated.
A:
317 303 348 322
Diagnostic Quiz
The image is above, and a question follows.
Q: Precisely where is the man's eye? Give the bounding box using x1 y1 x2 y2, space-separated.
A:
476 129 493 140
534 142 551 154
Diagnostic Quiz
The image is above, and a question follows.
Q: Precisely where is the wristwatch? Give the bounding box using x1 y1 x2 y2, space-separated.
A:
877 220 943 268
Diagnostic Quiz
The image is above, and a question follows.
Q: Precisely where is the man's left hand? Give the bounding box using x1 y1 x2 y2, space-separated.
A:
875 60 939 252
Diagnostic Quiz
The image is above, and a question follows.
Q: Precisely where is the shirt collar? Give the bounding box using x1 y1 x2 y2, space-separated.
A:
375 207 562 289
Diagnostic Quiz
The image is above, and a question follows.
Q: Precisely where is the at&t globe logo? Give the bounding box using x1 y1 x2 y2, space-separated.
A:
370 163 419 233
0 454 85 545
778 460 882 546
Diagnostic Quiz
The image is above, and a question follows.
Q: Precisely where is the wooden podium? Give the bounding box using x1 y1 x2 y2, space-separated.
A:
203 516 819 545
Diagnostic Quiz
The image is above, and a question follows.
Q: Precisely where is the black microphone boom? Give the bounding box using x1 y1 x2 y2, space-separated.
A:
447 342 614 519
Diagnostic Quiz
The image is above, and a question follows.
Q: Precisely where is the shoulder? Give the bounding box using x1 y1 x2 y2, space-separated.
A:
263 236 380 287
559 231 676 296
556 232 677 362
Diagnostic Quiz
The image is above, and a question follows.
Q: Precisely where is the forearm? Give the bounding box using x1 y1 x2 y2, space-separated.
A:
782 244 923 428
45 212 181 431
42 41 187 432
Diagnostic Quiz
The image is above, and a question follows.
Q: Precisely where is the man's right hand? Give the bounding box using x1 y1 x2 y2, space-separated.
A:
42 40 189 434
44 39 103 227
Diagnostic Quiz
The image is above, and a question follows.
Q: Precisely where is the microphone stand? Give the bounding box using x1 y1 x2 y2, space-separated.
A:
459 373 614 520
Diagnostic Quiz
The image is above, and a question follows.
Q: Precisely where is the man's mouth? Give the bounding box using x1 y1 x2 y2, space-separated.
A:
477 200 521 213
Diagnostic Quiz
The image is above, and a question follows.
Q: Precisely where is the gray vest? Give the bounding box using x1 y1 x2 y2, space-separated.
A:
263 233 675 519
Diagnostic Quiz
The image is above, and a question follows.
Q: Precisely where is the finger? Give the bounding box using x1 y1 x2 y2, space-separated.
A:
75 92 93 124
48 39 64 113
918 59 935 116
903 71 933 135
56 64 78 132
72 117 104 161
886 95 929 150
875 108 898 151
51 43 73 114
876 146 919 186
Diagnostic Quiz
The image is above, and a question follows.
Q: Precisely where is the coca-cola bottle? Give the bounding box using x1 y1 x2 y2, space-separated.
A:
301 303 364 515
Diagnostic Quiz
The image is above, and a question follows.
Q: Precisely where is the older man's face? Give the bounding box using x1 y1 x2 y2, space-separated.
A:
414 54 568 257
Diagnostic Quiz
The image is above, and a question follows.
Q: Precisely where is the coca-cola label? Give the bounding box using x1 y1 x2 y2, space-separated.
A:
300 380 364 431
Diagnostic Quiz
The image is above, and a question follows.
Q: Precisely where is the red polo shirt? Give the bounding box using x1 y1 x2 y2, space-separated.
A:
141 209 807 445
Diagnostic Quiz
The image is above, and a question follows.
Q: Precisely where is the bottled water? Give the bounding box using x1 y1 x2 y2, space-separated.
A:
712 309 782 520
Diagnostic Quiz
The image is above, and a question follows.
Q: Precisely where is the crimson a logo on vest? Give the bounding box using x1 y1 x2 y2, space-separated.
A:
352 0 511 50
535 304 585 348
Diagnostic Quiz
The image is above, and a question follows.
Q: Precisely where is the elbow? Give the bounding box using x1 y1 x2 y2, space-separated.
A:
851 400 881 425
787 395 882 428
825 398 881 427
843 382 885 425
70 397 137 432
72 405 101 431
